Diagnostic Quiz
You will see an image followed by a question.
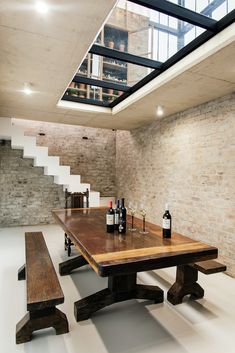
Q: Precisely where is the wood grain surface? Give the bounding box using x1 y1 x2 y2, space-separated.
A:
52 208 218 277
25 232 64 311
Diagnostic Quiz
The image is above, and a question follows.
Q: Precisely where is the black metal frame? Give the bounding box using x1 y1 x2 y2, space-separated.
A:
62 0 235 109
128 0 217 30
90 44 163 70
73 75 131 92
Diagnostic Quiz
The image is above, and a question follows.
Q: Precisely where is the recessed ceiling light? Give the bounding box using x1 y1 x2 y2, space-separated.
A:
35 2 49 14
23 83 33 95
156 105 164 117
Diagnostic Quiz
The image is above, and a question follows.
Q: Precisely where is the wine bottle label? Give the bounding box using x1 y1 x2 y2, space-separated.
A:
115 214 119 225
163 218 171 229
106 214 114 225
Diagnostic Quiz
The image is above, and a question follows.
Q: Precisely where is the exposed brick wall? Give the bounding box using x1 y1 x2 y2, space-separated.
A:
0 141 64 227
13 120 116 197
116 93 235 277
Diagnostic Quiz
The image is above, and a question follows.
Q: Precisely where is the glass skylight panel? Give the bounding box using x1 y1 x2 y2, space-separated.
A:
65 82 125 105
167 0 234 20
62 0 235 108
103 0 205 61
76 54 153 87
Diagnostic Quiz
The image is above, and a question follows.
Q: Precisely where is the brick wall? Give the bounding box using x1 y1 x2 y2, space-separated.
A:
116 93 235 277
13 120 116 197
0 141 64 227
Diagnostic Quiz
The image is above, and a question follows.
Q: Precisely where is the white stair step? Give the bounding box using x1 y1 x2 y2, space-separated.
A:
44 157 60 174
11 125 25 138
12 135 37 150
54 170 78 184
0 118 12 140
90 191 100 207
34 154 50 167
22 135 37 149
54 174 82 186
2 117 100 206
0 118 23 139
24 145 48 159
66 182 90 193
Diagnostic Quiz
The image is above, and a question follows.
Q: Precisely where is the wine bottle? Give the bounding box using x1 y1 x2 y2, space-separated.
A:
118 198 126 234
114 200 120 231
106 201 114 233
162 203 171 238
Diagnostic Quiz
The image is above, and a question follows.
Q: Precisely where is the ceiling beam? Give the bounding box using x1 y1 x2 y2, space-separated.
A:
73 75 131 92
128 0 217 31
89 44 162 70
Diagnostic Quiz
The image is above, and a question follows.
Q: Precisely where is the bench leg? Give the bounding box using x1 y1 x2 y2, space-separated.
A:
59 255 88 276
16 307 69 344
167 265 204 305
18 264 26 280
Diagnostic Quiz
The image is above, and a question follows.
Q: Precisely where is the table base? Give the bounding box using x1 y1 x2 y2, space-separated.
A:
59 256 164 322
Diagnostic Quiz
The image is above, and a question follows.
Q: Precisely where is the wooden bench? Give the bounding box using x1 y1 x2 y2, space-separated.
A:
167 260 226 305
16 232 69 344
189 260 226 274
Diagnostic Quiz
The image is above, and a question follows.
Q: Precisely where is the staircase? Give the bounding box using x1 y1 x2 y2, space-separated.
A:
0 118 100 206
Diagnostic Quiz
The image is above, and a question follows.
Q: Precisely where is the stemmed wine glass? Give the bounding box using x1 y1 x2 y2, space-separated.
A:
128 202 136 232
139 205 149 234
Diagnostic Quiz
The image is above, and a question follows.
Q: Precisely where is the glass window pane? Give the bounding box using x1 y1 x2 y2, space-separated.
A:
102 0 205 60
77 54 153 87
228 0 235 12
167 0 233 20
169 35 178 57
184 27 196 46
158 32 168 62
212 2 227 20
65 83 125 104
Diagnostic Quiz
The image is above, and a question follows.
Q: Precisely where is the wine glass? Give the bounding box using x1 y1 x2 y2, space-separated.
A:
139 205 149 234
128 202 136 231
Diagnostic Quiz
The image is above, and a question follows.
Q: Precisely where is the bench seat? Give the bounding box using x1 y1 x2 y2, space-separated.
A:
16 232 69 344
167 260 226 305
190 260 226 274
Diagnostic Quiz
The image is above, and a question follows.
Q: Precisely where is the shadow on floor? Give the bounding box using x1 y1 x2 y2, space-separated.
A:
70 266 189 353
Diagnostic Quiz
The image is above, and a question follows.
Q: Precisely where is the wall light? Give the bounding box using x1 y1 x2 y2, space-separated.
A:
23 83 33 95
35 2 49 14
156 105 164 117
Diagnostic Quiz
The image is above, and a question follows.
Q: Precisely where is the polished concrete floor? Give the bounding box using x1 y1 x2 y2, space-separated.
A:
1 224 235 353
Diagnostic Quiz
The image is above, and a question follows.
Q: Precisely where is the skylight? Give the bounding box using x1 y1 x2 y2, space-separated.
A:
61 0 235 108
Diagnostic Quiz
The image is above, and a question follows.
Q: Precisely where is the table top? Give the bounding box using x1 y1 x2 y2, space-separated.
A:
52 208 218 277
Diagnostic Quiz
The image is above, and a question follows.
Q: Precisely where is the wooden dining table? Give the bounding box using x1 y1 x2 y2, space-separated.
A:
52 207 218 322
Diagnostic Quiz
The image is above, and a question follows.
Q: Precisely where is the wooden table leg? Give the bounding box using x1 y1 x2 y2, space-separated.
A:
74 273 164 322
59 255 88 275
167 265 204 305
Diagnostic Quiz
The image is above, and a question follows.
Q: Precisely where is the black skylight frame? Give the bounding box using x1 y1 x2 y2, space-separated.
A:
62 0 235 108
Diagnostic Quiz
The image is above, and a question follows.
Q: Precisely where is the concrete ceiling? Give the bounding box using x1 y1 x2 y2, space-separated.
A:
0 1 234 131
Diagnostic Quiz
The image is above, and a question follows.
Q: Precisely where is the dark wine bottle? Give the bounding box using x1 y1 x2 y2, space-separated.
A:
106 201 114 233
114 200 120 231
162 203 171 238
118 198 126 234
